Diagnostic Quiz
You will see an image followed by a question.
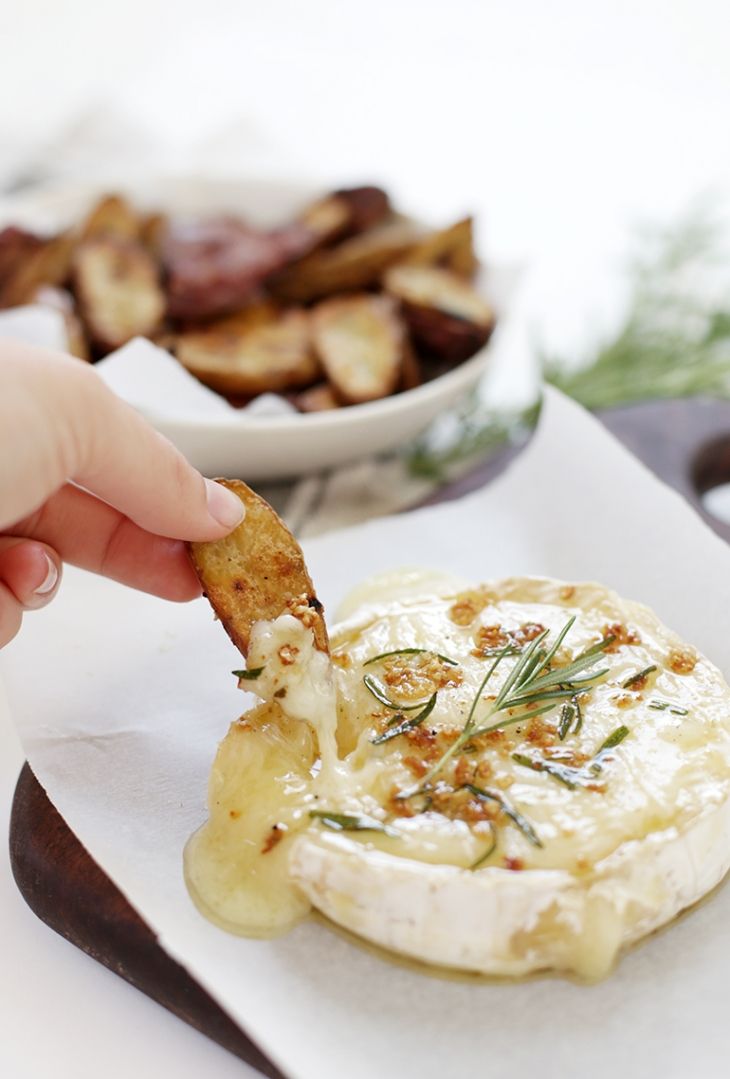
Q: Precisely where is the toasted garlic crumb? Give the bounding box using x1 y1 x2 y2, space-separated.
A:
668 648 697 675
448 587 493 626
278 644 300 666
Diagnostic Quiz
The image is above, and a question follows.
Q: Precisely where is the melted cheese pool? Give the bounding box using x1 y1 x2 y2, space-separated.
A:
185 574 730 978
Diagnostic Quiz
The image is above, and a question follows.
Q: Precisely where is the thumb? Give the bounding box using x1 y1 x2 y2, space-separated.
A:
0 537 62 609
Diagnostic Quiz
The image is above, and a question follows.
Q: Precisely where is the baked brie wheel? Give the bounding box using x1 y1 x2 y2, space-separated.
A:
186 487 730 980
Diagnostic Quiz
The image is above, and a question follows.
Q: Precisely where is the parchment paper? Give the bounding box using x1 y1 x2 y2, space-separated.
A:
3 387 730 1079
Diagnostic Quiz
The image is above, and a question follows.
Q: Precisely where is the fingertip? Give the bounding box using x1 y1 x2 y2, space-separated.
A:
0 540 62 610
204 479 246 534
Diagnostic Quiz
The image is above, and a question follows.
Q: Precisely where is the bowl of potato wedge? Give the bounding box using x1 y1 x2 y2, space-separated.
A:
0 176 513 478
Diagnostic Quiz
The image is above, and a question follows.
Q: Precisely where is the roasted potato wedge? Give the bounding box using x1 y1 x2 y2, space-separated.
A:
74 237 166 352
176 306 319 396
294 383 341 413
0 230 76 308
139 211 168 257
384 264 495 362
264 186 393 281
399 344 422 392
0 226 45 292
400 217 477 278
297 185 389 244
163 216 304 320
269 218 423 303
80 194 141 242
311 294 405 404
188 478 328 656
33 286 90 361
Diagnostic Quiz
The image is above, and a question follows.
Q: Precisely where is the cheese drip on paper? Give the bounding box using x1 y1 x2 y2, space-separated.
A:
185 573 730 978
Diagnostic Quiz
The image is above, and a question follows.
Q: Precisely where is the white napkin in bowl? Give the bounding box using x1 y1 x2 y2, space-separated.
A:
96 338 297 422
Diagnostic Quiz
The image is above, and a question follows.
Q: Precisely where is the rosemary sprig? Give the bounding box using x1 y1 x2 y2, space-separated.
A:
461 783 542 848
648 699 689 716
371 694 438 745
545 208 730 410
404 620 613 794
363 673 431 712
622 665 657 690
309 811 398 837
410 642 516 791
364 648 457 667
232 667 264 681
470 822 498 870
558 701 576 740
511 752 589 791
590 725 631 773
514 724 632 788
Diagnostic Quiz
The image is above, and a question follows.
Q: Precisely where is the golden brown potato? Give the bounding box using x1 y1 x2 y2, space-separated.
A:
188 478 328 656
294 383 341 412
0 231 76 308
74 237 166 353
33 286 90 361
294 185 390 247
384 264 495 362
139 212 168 257
311 294 406 404
0 226 45 292
269 218 423 303
399 344 422 391
80 194 141 242
400 217 478 278
176 306 319 396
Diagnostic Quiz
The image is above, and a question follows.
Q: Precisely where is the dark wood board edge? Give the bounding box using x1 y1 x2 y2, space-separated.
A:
9 395 730 1076
9 762 285 1079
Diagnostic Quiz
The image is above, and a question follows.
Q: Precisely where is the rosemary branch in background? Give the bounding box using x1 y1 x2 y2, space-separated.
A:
546 208 730 409
407 206 730 480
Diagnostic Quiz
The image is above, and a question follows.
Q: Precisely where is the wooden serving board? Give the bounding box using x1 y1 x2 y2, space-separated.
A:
9 396 730 1078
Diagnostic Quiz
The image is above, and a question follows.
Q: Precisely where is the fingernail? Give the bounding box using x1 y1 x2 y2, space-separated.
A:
205 479 245 530
34 553 58 596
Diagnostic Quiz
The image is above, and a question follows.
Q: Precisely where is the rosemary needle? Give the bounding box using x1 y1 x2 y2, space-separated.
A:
371 694 438 745
363 673 431 712
232 667 264 681
364 648 458 667
469 822 498 870
309 811 398 837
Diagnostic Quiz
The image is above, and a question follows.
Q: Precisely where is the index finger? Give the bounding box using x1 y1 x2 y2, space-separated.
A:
0 342 244 540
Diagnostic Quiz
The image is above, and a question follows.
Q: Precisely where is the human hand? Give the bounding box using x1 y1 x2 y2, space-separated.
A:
0 341 245 647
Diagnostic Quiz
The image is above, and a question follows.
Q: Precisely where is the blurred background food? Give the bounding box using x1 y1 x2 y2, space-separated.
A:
0 0 728 484
0 187 494 409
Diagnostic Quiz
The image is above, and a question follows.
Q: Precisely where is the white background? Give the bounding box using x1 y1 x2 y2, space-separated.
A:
1 2 729 1076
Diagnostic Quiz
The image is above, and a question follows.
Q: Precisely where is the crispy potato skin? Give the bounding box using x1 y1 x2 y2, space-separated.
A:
294 383 341 412
402 304 494 362
384 264 495 363
311 294 406 404
0 226 45 294
0 231 76 308
400 217 478 278
269 219 423 303
74 237 166 353
176 306 319 396
80 194 141 242
188 479 328 656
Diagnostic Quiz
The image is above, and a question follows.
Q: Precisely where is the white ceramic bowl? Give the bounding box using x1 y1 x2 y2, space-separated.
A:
0 176 515 479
